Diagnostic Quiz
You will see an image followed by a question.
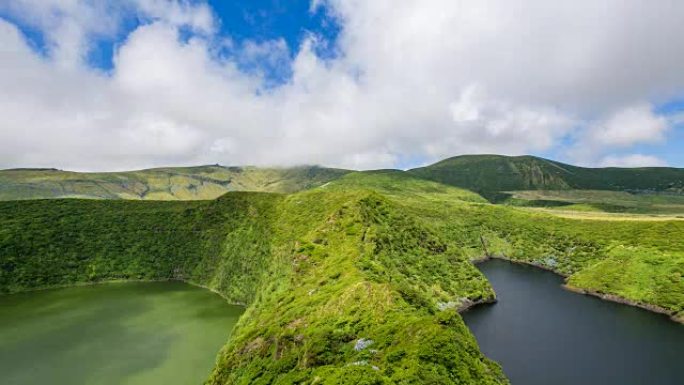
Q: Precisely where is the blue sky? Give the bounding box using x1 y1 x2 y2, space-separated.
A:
3 1 341 77
620 99 684 167
1 1 684 171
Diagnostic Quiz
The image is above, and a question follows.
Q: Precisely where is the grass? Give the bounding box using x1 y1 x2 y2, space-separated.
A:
410 154 684 198
522 208 684 221
1 166 683 383
504 189 684 215
0 165 350 201
208 190 505 384
442 204 684 321
0 187 507 384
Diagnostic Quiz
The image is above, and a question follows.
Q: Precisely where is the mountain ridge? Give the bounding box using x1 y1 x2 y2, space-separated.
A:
409 154 684 198
0 165 351 201
2 160 683 383
2 154 684 202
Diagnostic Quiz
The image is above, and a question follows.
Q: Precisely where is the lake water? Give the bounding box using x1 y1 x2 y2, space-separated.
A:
462 259 684 385
0 282 244 385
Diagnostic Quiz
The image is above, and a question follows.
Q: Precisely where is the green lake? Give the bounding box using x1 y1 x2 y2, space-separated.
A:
0 281 244 385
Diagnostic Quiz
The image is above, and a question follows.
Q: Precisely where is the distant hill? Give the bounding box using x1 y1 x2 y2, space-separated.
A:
409 155 684 199
3 154 684 202
321 169 487 203
0 165 350 200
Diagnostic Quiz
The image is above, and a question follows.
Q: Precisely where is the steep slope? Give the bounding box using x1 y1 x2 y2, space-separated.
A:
0 193 280 304
208 191 504 384
0 190 507 384
455 204 684 322
410 154 684 198
0 165 350 201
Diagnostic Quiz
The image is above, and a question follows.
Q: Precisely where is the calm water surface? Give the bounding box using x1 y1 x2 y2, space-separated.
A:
0 282 243 385
462 259 684 385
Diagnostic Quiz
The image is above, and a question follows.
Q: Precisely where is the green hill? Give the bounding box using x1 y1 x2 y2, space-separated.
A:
409 154 684 198
321 169 487 203
2 169 683 383
0 165 350 201
0 190 507 384
5 155 684 207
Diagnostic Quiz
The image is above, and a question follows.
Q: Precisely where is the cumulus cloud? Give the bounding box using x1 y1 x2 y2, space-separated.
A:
598 154 668 168
589 103 669 147
446 85 574 155
134 0 215 34
568 103 672 165
0 0 121 68
0 0 215 68
0 0 683 171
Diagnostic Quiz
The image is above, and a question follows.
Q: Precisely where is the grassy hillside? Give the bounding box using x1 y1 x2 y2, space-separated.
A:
0 193 280 305
2 163 683 383
330 173 683 322
321 169 487 204
208 190 505 384
410 154 684 199
5 154 684 209
0 165 349 201
444 204 684 323
0 190 507 384
327 170 684 322
500 189 684 215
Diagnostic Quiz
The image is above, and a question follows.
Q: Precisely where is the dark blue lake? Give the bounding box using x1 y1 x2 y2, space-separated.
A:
462 259 684 385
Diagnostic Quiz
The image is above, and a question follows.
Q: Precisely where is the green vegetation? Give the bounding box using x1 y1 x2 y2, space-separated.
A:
0 188 507 384
503 189 684 215
208 190 505 384
2 155 684 383
0 193 279 305
323 170 684 322
322 170 487 204
0 165 349 201
410 154 684 200
441 204 684 321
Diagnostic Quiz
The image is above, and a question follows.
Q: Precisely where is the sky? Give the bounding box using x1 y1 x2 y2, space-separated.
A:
1 0 684 171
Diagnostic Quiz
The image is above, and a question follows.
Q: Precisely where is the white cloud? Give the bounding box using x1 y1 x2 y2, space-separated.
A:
598 154 668 168
589 104 669 147
0 0 215 68
569 103 671 166
1 0 683 171
133 0 215 34
446 85 574 155
0 0 121 68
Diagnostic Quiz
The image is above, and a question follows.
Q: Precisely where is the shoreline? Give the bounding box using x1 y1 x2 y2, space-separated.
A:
0 278 177 296
457 296 498 313
0 278 248 308
562 285 683 324
182 280 248 307
469 255 684 325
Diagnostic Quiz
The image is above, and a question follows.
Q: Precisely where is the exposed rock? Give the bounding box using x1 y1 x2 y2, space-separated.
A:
354 338 374 351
